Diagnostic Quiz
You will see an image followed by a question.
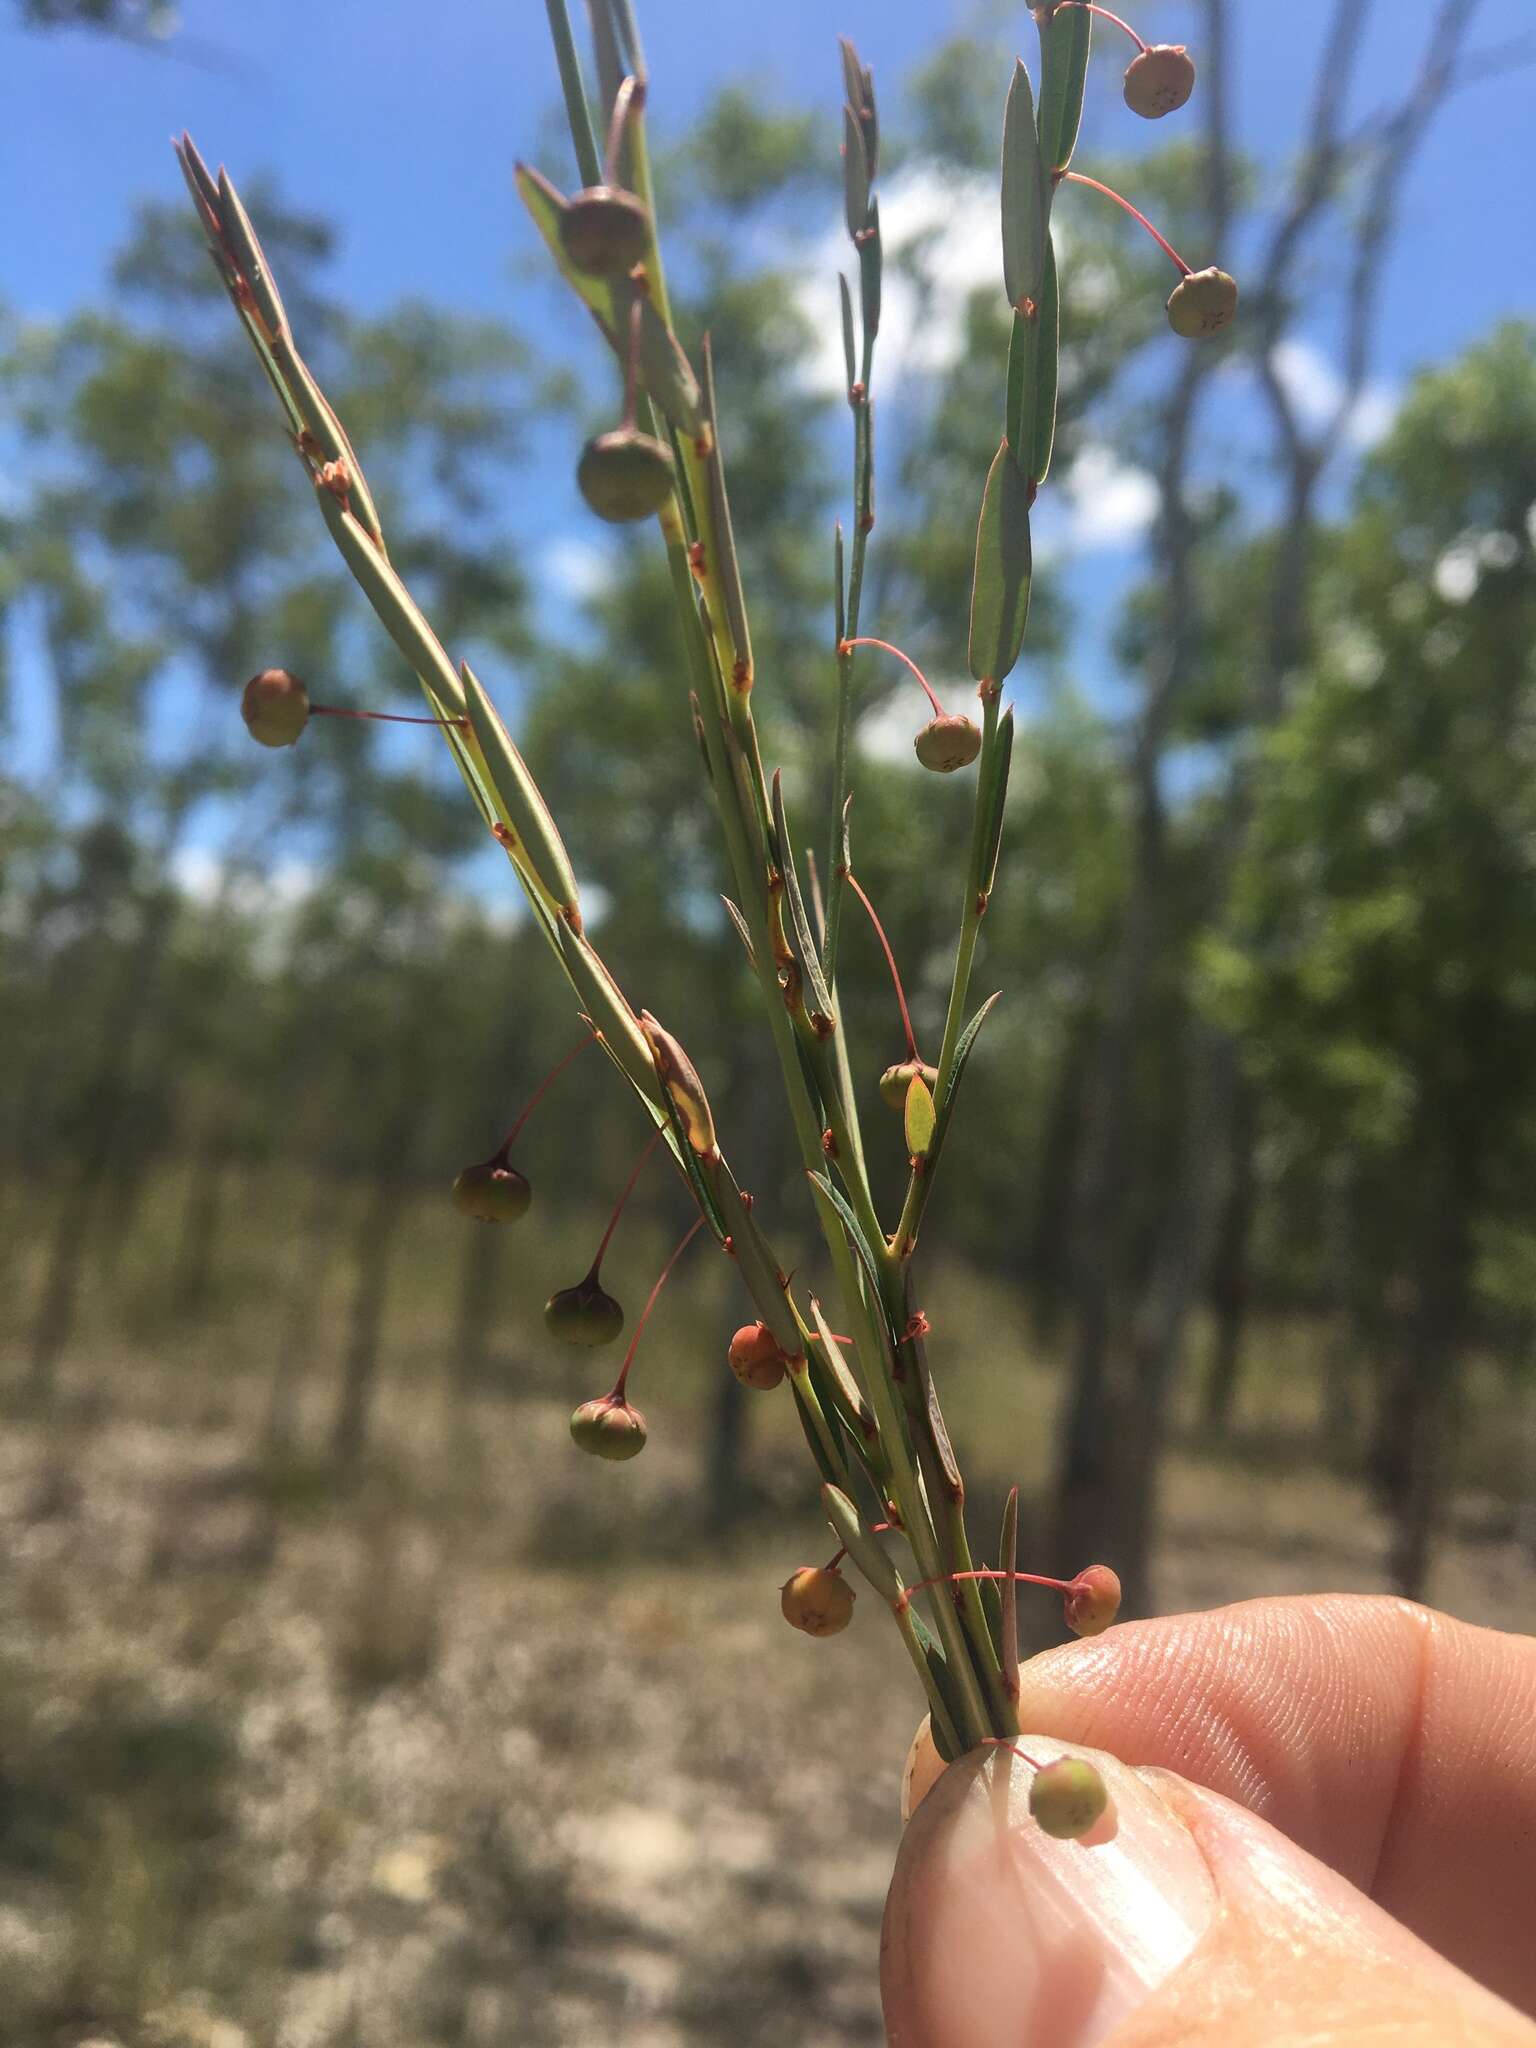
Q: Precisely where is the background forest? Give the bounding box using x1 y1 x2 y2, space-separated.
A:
1 1 1533 2043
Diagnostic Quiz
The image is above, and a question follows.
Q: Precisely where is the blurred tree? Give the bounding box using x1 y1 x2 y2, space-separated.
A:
1206 321 1536 1597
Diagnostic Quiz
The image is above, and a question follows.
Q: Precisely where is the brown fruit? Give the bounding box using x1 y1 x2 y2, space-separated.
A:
241 667 310 748
1166 266 1238 339
558 185 651 277
914 714 981 773
545 1274 624 1347
1123 44 1196 120
728 1321 787 1391
451 1160 532 1223
1063 1564 1122 1637
569 1396 648 1461
577 428 676 524
780 1565 855 1637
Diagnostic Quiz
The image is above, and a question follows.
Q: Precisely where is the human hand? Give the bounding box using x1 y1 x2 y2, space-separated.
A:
882 1595 1536 2046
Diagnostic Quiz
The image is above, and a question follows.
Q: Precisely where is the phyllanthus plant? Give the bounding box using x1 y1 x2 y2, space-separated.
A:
181 0 1232 1839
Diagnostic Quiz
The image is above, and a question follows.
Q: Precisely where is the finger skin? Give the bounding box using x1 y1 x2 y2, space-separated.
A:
884 1746 1536 2048
1006 1596 1536 2013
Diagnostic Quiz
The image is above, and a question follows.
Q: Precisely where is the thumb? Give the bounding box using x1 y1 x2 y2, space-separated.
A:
881 1737 1536 2048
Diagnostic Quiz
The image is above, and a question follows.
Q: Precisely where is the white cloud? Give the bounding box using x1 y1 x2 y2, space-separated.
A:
541 534 613 604
172 845 316 912
1061 444 1159 549
792 164 1000 395
1271 338 1399 451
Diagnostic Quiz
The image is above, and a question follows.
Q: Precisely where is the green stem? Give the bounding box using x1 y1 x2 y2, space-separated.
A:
543 0 604 189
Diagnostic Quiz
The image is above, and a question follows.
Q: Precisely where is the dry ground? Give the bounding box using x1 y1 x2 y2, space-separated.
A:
0 1262 1531 2048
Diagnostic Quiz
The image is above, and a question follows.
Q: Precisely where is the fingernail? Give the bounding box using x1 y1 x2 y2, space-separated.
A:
884 1738 1215 2048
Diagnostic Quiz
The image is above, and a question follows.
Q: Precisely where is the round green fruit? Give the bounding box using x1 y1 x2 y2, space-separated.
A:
451 1160 532 1223
879 1060 939 1114
241 667 310 748
577 428 676 524
545 1274 625 1348
1029 1757 1108 1840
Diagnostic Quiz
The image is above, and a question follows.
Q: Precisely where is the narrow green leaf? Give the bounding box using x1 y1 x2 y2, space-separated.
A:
842 103 870 240
904 1073 936 1159
838 273 856 395
978 707 1015 897
792 1386 846 1487
857 198 882 341
516 163 613 324
838 37 866 131
622 285 703 435
1000 59 1047 316
834 521 847 646
1036 0 1093 176
772 772 834 1029
557 930 667 1110
543 0 604 188
860 62 880 182
700 337 752 685
823 1485 905 1606
936 991 1003 1142
808 1296 875 1439
460 661 581 923
807 1169 883 1296
720 895 755 968
967 440 1034 684
1000 1485 1021 1698
920 1638 966 1764
316 493 466 715
1005 236 1060 484
216 169 289 341
589 0 625 142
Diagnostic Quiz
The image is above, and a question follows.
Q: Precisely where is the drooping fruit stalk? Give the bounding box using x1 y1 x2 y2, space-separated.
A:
843 869 940 1114
241 667 470 749
838 636 982 773
569 1214 705 1461
452 1033 596 1222
576 293 675 523
1058 172 1236 338
545 1125 663 1346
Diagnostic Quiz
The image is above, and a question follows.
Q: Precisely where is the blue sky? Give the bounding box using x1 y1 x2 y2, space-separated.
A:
2 0 1531 856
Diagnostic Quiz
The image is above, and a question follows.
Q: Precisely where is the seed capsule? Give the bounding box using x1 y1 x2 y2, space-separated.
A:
545 1274 625 1347
879 1059 940 1113
558 185 652 277
914 714 982 773
728 1321 787 1391
451 1160 532 1223
569 1395 648 1461
1064 1564 1122 1637
577 428 676 524
1166 266 1238 340
1028 1757 1108 1840
1123 44 1196 120
780 1565 855 1637
241 667 310 748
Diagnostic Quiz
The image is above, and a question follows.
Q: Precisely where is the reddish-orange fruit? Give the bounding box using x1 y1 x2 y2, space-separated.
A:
241 667 310 748
780 1565 855 1637
728 1321 787 1391
1063 1564 1122 1637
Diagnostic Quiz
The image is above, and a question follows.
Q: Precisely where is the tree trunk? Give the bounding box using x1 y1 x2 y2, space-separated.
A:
329 1089 419 1466
450 1213 502 1398
1200 1081 1257 1434
264 1170 345 1457
170 1125 231 1320
1382 1144 1475 1601
24 883 180 1400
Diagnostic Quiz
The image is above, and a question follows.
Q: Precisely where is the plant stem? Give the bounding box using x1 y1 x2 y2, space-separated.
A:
587 1124 663 1276
1061 172 1191 275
